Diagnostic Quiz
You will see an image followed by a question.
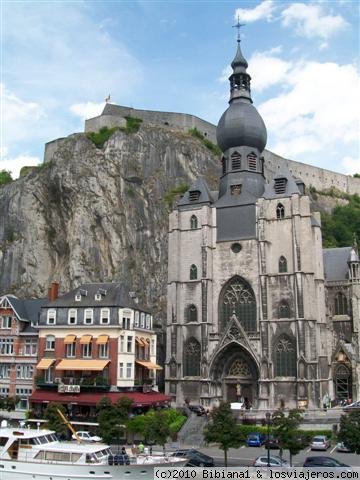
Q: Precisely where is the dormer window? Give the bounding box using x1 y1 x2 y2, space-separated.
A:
47 309 56 325
100 308 110 324
84 309 93 325
231 151 241 170
95 293 102 301
274 177 287 195
231 184 242 196
75 294 81 302
189 190 200 202
68 309 77 325
247 153 257 171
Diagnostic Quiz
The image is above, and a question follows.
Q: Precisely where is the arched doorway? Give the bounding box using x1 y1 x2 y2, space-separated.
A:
334 364 352 401
210 343 259 407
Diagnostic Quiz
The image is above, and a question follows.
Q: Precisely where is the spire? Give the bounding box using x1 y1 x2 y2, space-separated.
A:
228 20 251 103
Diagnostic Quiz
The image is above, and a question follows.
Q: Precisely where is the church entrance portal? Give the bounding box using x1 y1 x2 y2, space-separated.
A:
210 344 259 407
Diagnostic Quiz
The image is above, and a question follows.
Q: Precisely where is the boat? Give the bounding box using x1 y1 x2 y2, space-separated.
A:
0 421 187 479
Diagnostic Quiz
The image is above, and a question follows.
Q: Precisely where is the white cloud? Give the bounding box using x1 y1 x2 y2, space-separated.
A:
234 1 275 23
70 102 105 121
248 51 292 91
0 154 41 179
281 3 348 41
341 156 360 175
256 57 359 161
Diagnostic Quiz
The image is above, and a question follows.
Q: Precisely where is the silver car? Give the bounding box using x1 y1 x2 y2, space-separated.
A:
310 436 330 450
253 455 290 467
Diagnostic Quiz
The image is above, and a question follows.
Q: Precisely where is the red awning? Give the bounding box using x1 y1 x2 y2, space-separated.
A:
30 390 172 407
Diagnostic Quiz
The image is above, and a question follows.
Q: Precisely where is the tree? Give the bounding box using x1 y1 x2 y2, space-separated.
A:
143 410 171 448
96 396 133 445
0 395 19 411
43 402 68 437
0 170 13 186
272 409 305 466
203 402 243 467
338 411 360 454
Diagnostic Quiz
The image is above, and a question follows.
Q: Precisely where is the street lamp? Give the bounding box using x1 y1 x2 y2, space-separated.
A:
265 412 271 467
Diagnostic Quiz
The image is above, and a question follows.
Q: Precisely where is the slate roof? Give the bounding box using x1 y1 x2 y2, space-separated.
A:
5 296 46 323
42 283 150 312
178 176 214 207
263 163 302 199
323 247 352 282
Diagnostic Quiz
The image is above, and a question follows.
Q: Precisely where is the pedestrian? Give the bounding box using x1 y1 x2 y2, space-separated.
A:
138 441 145 453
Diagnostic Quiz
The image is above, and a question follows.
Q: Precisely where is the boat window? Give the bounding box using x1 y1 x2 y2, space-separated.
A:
0 437 8 446
94 449 110 459
45 434 54 443
29 437 40 445
38 436 48 444
35 450 74 462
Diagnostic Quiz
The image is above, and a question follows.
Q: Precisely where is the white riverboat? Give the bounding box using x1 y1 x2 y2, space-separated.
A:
0 423 187 479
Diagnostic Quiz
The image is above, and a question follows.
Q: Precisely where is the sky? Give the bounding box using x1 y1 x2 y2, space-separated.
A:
1 0 359 178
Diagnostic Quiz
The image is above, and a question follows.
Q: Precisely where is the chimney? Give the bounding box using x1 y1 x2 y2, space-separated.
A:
48 282 60 302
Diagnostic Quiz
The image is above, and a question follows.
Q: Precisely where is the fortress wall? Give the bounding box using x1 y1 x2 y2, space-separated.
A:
85 104 217 144
82 105 360 196
263 150 360 195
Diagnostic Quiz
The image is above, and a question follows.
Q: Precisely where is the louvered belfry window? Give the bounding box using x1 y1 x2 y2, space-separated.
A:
183 337 201 376
189 190 200 202
220 277 256 332
274 177 287 194
231 152 241 170
247 153 257 171
274 335 296 376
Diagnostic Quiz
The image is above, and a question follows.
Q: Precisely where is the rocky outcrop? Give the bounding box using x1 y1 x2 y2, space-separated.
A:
0 125 219 321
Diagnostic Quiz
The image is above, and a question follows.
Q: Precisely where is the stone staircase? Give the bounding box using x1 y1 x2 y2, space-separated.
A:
177 413 208 447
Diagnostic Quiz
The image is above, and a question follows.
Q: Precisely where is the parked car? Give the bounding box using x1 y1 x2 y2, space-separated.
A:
310 435 330 450
188 405 206 416
264 435 280 449
343 400 360 411
253 455 290 467
170 449 214 467
72 431 102 442
303 456 351 471
336 442 352 453
246 432 266 447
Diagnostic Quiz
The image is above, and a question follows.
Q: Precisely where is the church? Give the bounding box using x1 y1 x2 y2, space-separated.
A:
165 37 360 410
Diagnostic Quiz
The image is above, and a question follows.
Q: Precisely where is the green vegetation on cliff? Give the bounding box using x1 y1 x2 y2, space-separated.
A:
321 193 360 247
0 169 13 186
188 127 222 156
164 183 189 208
86 117 143 148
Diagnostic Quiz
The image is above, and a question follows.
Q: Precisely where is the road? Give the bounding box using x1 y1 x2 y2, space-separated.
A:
198 445 360 467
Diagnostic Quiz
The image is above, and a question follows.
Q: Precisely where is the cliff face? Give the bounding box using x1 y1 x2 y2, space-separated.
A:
0 125 219 321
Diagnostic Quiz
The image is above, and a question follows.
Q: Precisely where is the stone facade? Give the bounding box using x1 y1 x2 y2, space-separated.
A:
165 41 360 410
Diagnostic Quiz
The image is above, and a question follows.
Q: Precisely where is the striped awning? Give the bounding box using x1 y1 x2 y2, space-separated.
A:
96 335 109 345
63 334 76 344
79 335 92 344
136 360 162 370
36 358 56 370
55 359 110 371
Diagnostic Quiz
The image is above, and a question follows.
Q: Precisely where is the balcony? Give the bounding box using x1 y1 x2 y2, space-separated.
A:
35 375 110 392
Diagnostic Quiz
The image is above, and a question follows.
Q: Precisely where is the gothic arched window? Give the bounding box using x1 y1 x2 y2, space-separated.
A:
183 337 201 376
278 300 290 318
279 256 287 273
220 277 256 332
334 364 351 400
169 359 177 378
186 304 198 323
190 264 197 280
274 335 296 377
190 215 198 229
335 292 348 315
276 203 285 219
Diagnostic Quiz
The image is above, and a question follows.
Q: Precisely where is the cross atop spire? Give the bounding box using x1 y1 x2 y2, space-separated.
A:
232 16 245 43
